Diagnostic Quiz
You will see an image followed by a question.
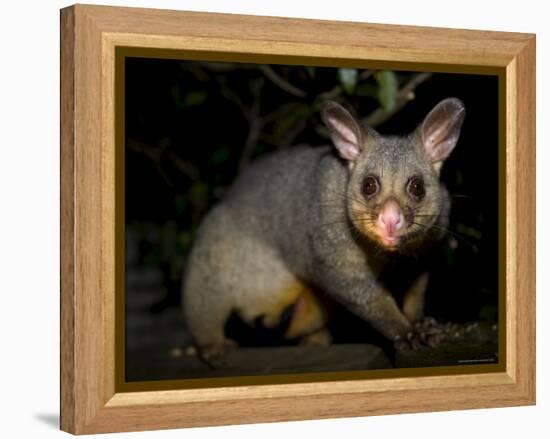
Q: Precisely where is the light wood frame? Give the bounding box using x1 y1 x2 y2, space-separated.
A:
60 4 536 434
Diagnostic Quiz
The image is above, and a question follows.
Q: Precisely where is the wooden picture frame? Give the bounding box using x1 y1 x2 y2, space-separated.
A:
60 4 536 434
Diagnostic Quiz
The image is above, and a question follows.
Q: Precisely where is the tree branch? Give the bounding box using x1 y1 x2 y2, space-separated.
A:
362 72 433 128
359 69 374 81
237 78 265 172
219 81 251 122
318 85 343 101
126 137 200 184
258 65 307 98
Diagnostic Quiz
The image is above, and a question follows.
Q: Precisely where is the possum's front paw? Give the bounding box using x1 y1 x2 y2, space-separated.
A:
393 317 444 350
199 339 237 368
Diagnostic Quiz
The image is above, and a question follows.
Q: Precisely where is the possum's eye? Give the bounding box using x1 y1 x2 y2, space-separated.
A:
362 175 380 198
407 176 426 201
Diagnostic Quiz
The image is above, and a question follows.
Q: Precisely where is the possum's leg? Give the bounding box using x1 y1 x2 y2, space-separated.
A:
402 272 429 322
315 270 441 350
299 328 332 346
183 205 316 360
401 273 444 347
182 207 242 361
282 286 331 341
183 265 236 362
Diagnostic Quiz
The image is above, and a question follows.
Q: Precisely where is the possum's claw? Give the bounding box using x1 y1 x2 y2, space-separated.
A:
393 317 444 350
199 339 237 369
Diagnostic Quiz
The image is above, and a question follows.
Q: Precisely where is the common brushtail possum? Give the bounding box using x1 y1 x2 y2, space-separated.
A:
182 97 465 359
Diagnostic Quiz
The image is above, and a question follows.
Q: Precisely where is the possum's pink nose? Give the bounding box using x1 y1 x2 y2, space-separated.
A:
377 199 404 246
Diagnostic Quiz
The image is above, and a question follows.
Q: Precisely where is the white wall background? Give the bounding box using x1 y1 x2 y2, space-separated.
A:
0 0 546 437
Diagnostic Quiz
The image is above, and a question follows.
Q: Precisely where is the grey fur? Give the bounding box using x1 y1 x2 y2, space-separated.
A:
182 98 465 352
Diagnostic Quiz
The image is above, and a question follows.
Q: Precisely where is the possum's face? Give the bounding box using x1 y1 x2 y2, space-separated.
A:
321 98 465 251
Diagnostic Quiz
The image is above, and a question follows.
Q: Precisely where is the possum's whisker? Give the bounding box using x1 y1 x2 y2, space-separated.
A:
316 220 363 239
349 214 376 222
449 194 474 199
322 188 372 210
319 213 375 227
410 205 428 212
321 200 371 212
316 219 354 228
319 203 358 209
410 221 478 251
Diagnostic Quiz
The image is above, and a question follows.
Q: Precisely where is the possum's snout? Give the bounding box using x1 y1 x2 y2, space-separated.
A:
375 199 405 248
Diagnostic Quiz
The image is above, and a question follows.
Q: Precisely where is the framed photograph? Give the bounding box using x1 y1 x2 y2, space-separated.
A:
60 4 536 434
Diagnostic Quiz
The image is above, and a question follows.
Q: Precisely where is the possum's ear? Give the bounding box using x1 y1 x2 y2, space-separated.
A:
420 97 465 164
321 101 364 161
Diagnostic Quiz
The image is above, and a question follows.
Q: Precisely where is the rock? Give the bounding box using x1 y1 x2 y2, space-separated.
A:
126 343 391 381
395 322 498 368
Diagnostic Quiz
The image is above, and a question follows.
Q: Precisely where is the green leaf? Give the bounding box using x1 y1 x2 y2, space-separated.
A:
456 223 482 240
374 71 398 112
184 90 207 107
338 68 358 94
271 104 310 141
160 221 178 256
443 241 455 266
171 86 208 109
143 247 162 266
355 83 379 98
188 182 209 209
478 304 497 322
455 171 464 186
174 195 187 215
210 147 230 165
177 231 193 249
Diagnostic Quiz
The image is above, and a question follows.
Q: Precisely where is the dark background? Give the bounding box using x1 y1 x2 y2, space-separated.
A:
124 57 499 378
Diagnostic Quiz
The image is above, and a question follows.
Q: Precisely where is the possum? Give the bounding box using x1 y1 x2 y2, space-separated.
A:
182 97 465 359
